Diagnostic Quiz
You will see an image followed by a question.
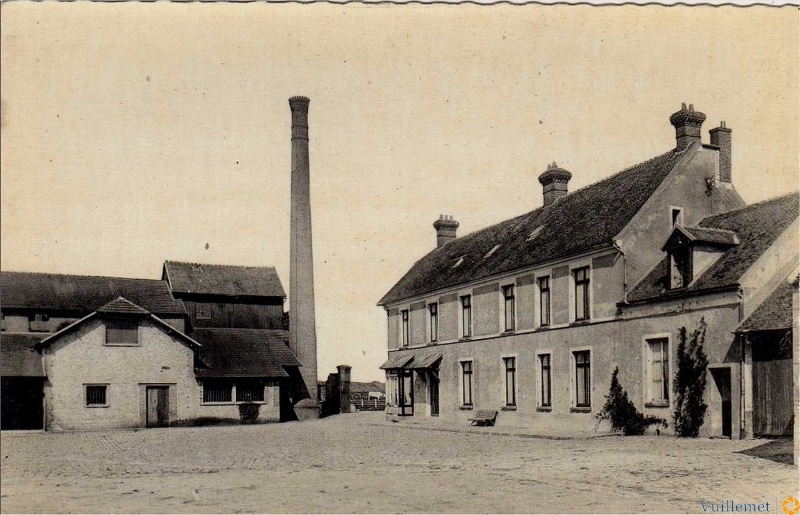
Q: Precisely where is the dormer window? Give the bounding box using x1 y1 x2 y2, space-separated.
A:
669 245 692 289
671 207 684 226
662 225 738 291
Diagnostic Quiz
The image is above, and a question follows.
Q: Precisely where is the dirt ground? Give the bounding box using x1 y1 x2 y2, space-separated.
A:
1 412 797 513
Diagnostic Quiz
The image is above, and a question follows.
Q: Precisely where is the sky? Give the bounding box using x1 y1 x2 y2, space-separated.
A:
1 3 798 382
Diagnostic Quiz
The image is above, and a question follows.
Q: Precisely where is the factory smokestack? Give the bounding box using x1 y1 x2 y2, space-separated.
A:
289 96 318 404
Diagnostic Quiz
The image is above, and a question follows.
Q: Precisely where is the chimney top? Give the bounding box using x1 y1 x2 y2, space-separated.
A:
669 103 706 150
538 162 573 184
433 215 459 248
538 162 572 207
289 96 310 106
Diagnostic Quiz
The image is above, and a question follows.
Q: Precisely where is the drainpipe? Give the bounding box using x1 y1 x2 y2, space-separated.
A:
613 240 628 305
738 287 746 439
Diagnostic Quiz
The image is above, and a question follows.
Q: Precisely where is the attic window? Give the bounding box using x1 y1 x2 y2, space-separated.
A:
483 244 501 259
527 226 544 241
451 256 465 269
668 245 692 289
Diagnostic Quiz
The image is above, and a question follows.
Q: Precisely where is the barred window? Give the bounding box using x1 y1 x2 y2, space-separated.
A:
236 381 265 403
86 385 108 407
203 381 232 403
105 319 139 345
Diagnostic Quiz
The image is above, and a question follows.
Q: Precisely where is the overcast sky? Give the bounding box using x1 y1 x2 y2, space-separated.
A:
2 3 797 382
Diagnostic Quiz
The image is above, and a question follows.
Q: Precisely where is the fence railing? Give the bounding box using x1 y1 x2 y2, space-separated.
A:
351 395 387 412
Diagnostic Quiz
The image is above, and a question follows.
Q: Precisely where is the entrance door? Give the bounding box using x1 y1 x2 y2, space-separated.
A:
146 386 170 427
711 369 732 438
398 369 414 416
429 367 439 417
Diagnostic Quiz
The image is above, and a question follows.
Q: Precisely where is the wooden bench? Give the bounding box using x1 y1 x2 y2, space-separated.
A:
468 410 498 427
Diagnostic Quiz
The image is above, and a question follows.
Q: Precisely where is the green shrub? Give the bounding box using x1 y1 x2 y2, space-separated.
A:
238 403 260 424
673 318 709 437
597 367 667 436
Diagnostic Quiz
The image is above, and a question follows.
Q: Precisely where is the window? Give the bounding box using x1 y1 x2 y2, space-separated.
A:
538 277 550 326
28 313 50 332
647 339 670 405
236 381 265 403
539 354 552 407
401 310 410 347
85 385 108 407
669 246 692 289
203 381 232 403
460 295 472 338
503 285 515 332
460 361 473 406
574 351 591 408
388 369 414 416
504 357 516 407
105 318 139 345
196 303 211 320
671 207 684 226
428 303 438 343
573 267 590 321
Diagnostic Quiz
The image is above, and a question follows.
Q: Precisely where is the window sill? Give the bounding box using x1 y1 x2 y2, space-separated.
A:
570 406 592 413
459 337 472 342
104 343 141 347
645 401 670 409
502 329 516 335
535 325 551 331
570 320 591 327
536 406 552 412
459 405 474 411
203 401 268 406
86 405 109 409
501 405 517 411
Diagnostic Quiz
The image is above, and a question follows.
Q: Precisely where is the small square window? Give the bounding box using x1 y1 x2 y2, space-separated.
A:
86 385 108 407
196 303 211 320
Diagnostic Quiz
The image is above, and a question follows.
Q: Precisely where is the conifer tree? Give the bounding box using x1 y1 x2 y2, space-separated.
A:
673 318 709 437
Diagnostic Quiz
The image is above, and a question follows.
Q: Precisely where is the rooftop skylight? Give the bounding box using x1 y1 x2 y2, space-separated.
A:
483 244 501 259
527 226 544 241
451 256 465 269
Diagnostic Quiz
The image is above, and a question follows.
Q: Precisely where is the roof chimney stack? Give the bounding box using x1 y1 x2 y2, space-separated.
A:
669 103 706 150
433 215 459 248
538 162 572 207
709 121 732 183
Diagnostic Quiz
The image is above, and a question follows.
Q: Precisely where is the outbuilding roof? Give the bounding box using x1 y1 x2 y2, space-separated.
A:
735 279 795 333
163 261 286 298
1 333 45 377
0 271 185 315
629 192 799 303
192 328 300 378
379 147 689 305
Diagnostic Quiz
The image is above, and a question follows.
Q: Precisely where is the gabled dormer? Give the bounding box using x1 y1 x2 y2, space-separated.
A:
661 225 740 290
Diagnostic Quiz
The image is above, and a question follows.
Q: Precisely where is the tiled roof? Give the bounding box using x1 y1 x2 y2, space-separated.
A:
628 192 799 303
1 333 45 377
379 148 688 305
192 328 299 378
682 226 740 246
736 280 795 333
164 261 286 298
96 297 150 315
0 272 186 315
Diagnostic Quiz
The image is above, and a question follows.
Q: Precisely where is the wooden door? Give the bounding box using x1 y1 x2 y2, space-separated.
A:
429 368 440 417
146 386 170 427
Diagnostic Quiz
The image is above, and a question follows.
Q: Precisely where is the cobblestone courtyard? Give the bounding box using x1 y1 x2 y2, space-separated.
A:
1 413 796 513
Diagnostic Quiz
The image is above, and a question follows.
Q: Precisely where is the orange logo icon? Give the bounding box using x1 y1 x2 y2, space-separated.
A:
782 497 800 515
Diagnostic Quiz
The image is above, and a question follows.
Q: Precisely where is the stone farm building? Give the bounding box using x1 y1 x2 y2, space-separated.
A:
379 104 798 439
1 261 306 431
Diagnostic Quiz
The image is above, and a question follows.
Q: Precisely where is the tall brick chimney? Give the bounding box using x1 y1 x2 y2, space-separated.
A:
669 103 706 150
538 162 572 207
433 215 459 247
710 121 732 183
289 96 318 404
